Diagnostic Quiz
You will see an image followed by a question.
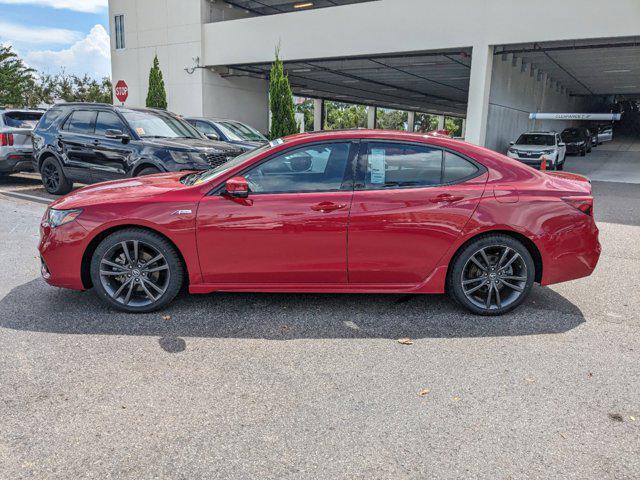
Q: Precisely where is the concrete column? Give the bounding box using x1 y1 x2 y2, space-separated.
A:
406 111 415 132
367 106 376 129
437 115 445 130
461 119 466 138
465 43 494 146
313 98 324 131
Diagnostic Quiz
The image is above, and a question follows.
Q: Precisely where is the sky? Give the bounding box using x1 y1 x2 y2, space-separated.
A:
0 0 111 79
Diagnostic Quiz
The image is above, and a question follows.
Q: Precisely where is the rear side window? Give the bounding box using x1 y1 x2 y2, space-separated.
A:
65 110 97 134
37 109 65 130
95 111 126 136
363 142 443 188
2 111 43 128
443 151 479 183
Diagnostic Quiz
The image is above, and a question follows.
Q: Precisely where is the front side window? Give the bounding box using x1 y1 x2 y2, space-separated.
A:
65 110 97 134
245 142 351 194
95 111 126 136
195 120 218 136
114 15 125 49
363 142 443 189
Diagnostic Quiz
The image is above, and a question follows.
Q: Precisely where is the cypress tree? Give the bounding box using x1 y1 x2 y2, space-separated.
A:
269 48 297 139
146 55 167 109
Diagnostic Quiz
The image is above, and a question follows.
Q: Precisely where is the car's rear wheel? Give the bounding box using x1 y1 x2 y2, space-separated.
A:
448 234 535 315
580 147 586 157
137 166 161 176
41 157 72 195
90 228 184 313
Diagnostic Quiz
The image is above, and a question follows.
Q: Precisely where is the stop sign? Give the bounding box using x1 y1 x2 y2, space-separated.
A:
115 80 128 103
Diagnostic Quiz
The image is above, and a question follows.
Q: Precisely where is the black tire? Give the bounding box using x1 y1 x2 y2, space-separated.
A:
580 148 586 157
557 162 564 171
447 234 535 316
587 146 592 153
41 157 73 195
90 228 184 313
137 166 161 176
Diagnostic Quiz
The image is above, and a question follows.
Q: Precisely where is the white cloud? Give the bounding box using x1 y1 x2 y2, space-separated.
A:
0 0 107 13
26 24 111 78
0 21 82 44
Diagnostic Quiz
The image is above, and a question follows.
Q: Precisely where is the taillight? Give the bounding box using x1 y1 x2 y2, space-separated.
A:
562 196 593 216
0 133 14 146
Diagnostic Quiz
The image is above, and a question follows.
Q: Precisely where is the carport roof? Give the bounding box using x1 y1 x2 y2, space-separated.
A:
228 49 472 116
221 0 376 16
497 37 640 97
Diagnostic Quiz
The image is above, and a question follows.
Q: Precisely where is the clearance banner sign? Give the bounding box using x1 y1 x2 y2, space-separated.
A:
529 113 622 121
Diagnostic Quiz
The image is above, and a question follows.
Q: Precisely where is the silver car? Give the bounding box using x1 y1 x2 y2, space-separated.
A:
0 109 44 176
506 131 567 170
597 125 613 144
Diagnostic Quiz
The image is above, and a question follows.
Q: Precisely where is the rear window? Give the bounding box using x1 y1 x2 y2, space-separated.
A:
3 111 43 128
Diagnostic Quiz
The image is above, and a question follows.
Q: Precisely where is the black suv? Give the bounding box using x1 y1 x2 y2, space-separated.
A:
561 127 592 156
32 103 244 194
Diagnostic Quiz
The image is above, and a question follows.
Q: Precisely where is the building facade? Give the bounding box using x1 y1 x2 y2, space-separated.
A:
109 0 640 151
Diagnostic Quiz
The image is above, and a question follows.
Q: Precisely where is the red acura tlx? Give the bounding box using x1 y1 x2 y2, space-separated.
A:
39 130 600 315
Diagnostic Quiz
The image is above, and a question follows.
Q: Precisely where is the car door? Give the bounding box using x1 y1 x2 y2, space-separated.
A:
90 110 135 182
196 141 356 284
348 141 488 284
57 109 97 183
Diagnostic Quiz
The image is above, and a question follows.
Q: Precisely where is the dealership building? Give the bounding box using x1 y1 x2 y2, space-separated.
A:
108 0 640 151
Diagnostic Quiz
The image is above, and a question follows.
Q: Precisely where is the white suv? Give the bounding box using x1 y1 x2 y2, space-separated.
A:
506 132 566 170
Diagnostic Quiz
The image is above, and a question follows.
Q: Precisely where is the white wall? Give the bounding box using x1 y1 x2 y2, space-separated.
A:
485 55 590 152
109 0 209 116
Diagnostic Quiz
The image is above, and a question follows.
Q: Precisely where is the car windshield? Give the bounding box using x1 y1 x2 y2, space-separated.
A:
121 110 203 139
515 134 555 146
562 129 583 141
185 144 272 186
3 111 43 128
215 121 267 142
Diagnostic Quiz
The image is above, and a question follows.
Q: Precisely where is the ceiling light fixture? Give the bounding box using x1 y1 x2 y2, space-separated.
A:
293 2 314 8
604 69 631 73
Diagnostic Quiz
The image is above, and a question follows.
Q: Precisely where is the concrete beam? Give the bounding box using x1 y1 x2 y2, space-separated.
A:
367 106 376 129
465 43 494 146
313 98 324 131
437 115 445 130
407 111 415 132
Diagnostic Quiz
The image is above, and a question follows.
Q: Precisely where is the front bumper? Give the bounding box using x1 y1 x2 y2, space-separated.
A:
565 144 584 154
0 151 34 173
507 152 556 169
39 217 90 290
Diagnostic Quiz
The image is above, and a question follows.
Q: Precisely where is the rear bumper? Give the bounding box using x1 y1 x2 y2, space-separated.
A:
0 151 34 173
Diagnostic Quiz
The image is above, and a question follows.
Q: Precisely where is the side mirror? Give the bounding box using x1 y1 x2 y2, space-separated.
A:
224 176 249 198
105 129 130 144
206 133 220 141
558 142 566 147
509 141 515 146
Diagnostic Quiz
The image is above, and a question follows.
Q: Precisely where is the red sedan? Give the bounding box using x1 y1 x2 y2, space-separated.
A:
39 130 600 315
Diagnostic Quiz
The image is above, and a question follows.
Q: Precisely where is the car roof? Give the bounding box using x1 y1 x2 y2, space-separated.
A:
520 131 556 135
186 117 249 124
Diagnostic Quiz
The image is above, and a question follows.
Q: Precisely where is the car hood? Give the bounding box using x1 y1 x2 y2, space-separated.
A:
144 137 239 153
50 172 188 210
230 140 266 149
513 144 554 151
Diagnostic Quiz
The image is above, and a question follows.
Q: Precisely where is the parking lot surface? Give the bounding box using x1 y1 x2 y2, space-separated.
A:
1 141 639 479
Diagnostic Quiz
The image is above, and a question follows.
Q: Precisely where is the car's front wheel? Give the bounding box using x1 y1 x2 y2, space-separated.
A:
90 228 184 313
448 234 535 315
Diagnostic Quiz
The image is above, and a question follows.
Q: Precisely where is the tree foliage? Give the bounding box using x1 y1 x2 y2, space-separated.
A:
325 101 367 130
445 117 463 136
414 113 439 133
376 108 408 130
295 98 315 132
269 48 297 139
0 45 35 107
146 55 168 109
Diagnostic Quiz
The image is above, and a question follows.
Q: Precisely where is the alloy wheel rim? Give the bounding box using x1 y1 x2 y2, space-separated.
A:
99 240 170 307
461 245 527 311
43 163 59 190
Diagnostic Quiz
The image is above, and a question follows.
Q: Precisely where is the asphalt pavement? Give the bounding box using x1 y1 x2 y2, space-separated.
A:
0 144 638 479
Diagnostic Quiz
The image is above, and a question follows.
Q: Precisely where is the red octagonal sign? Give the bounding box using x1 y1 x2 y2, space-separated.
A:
115 80 128 103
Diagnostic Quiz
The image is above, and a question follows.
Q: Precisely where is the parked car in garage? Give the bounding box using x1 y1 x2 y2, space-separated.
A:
32 104 244 195
506 131 566 170
39 130 600 316
588 128 599 147
186 117 268 152
0 109 44 176
597 124 613 143
561 127 592 156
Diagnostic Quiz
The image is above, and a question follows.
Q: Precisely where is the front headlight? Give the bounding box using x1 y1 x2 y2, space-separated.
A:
508 148 518 154
541 149 555 155
169 150 206 164
47 208 82 228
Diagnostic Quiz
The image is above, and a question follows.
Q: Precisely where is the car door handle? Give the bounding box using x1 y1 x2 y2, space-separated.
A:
430 193 463 204
311 202 347 213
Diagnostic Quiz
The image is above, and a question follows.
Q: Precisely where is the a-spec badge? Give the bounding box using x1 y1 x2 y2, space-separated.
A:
173 209 193 215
